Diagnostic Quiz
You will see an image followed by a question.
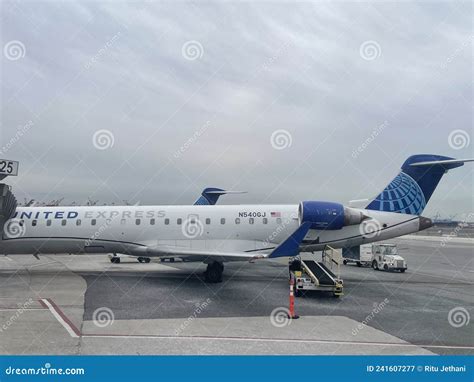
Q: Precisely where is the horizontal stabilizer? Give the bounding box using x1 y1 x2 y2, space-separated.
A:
410 158 474 168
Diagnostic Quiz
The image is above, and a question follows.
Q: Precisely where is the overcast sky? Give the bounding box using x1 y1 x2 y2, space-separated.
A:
1 1 472 220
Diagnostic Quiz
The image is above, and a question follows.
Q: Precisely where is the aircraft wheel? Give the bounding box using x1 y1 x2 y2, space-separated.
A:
372 260 378 270
343 259 348 265
144 257 151 263
111 257 120 264
205 262 223 283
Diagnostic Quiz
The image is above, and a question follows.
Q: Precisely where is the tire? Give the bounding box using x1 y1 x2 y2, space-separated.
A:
384 264 388 271
111 257 120 264
205 262 223 283
144 258 151 263
372 260 378 270
343 259 348 265
356 261 362 267
400 269 406 273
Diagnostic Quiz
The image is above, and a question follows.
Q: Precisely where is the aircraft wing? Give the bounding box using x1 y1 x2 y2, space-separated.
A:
140 222 311 262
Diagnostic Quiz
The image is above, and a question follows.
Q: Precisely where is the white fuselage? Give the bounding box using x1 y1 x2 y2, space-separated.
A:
0 204 422 259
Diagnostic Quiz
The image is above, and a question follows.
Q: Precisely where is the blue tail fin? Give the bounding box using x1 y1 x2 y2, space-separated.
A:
366 154 466 215
194 188 226 205
193 188 247 205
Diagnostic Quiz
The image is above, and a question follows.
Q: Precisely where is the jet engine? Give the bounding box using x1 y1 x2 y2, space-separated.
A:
298 201 366 230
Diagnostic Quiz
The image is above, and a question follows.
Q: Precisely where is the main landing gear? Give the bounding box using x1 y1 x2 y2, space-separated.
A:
205 261 224 283
110 254 121 264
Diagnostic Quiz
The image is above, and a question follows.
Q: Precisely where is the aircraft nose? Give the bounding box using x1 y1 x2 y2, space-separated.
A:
419 216 433 231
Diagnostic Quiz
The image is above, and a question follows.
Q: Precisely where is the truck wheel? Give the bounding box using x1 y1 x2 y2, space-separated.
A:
384 264 388 271
356 261 362 267
343 259 348 265
400 269 406 273
372 260 378 270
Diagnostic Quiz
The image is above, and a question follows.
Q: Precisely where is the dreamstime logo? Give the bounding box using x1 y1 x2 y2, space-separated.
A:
182 40 204 61
352 298 389 336
448 129 470 150
352 120 389 159
359 40 381 61
0 120 34 156
270 307 292 328
3 219 26 239
0 298 34 333
92 129 115 150
173 120 211 159
3 40 26 61
84 31 122 70
448 307 470 328
262 212 298 246
182 218 204 239
92 307 115 328
270 129 292 150
440 213 474 247
175 298 212 335
359 219 382 239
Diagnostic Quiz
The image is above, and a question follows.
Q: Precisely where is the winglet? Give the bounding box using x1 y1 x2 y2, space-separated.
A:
268 222 312 258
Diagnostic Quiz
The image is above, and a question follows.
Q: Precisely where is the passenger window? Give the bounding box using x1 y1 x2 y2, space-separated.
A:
91 219 97 226
177 218 182 225
249 218 254 224
235 218 240 224
136 219 141 225
263 218 268 224
46 220 52 226
221 218 225 225
150 218 155 225
61 220 67 226
165 218 170 225
32 220 37 227
205 218 211 225
76 219 81 226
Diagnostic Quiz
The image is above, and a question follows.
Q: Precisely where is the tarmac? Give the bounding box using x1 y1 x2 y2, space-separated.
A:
0 236 472 355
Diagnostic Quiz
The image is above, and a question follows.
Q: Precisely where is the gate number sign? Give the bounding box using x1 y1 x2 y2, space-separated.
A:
0 160 19 176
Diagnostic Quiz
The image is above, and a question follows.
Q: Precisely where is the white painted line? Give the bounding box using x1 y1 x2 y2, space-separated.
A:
39 298 80 338
81 334 474 350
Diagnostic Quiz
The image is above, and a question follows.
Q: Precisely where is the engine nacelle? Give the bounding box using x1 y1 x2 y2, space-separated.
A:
298 201 366 230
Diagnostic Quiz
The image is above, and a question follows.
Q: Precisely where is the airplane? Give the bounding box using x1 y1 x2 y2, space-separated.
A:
109 187 246 263
0 154 472 283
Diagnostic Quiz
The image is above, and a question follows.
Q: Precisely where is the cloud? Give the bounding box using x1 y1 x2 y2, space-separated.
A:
1 1 471 218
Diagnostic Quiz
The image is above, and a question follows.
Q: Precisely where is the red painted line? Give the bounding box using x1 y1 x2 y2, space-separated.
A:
38 299 48 309
38 298 81 337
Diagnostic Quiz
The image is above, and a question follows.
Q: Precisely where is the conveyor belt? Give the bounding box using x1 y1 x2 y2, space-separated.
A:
302 260 336 286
